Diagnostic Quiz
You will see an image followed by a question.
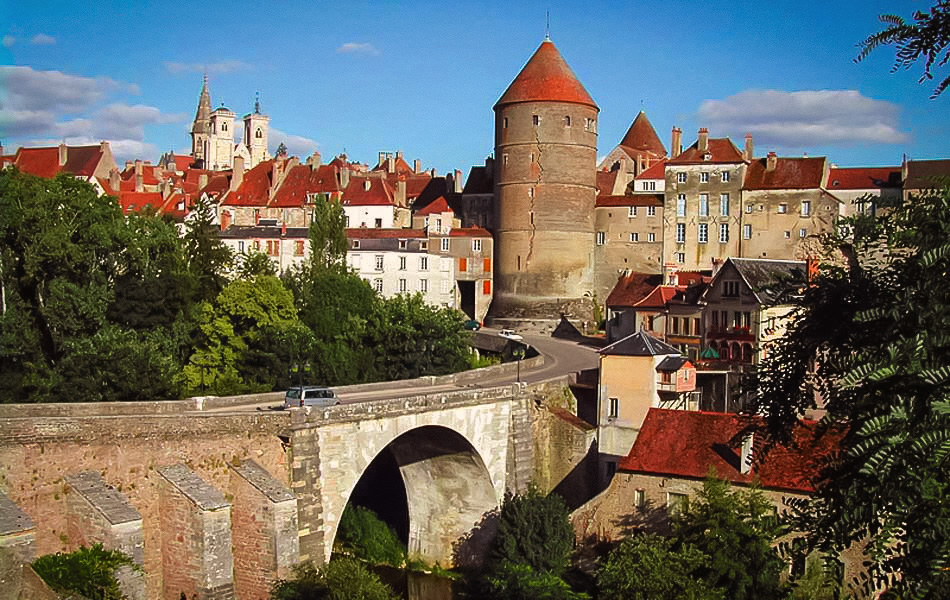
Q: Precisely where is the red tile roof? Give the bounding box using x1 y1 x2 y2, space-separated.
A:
118 192 164 214
668 138 744 165
596 194 663 207
222 160 273 206
826 167 902 190
343 176 395 206
619 409 842 494
744 156 826 190
120 163 162 186
345 228 426 239
632 285 681 309
596 169 622 196
416 196 452 216
372 155 415 174
495 40 598 110
270 164 343 208
605 272 664 307
635 159 667 180
449 226 491 237
14 145 105 178
619 112 666 156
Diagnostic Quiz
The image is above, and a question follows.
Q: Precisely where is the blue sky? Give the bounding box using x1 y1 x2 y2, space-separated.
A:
1 0 946 174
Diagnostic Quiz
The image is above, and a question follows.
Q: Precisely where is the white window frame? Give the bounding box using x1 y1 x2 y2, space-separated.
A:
698 223 708 244
420 256 428 271
720 193 730 216
373 278 383 293
719 223 729 243
374 255 384 271
698 194 709 217
647 206 656 217
677 172 687 183
677 194 686 217
472 239 482 252
648 232 656 242
721 171 730 182
801 200 811 216
778 203 788 214
398 278 407 293
630 232 639 242
676 223 686 243
596 231 606 246
419 278 428 293
398 256 406 271
628 206 637 217
700 172 709 183
743 224 752 239
440 237 450 252
608 397 619 418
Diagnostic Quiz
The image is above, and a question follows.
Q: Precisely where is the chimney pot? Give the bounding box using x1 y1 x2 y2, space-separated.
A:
744 134 754 162
671 127 682 156
413 159 421 173
58 143 68 167
454 169 462 193
231 155 245 191
766 151 778 172
378 152 386 168
387 155 395 173
698 128 709 153
396 150 403 160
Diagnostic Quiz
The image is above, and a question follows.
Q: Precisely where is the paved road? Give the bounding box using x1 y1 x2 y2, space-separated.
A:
228 330 602 413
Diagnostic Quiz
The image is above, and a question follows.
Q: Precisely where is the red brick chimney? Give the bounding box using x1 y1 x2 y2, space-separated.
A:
744 134 754 161
766 151 777 172
698 128 709 153
671 127 682 156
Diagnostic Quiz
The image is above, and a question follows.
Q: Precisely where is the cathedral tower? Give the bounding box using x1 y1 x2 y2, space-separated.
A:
492 39 600 319
243 94 270 168
190 75 212 167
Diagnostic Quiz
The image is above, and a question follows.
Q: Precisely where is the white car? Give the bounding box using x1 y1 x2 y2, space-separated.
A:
498 329 524 341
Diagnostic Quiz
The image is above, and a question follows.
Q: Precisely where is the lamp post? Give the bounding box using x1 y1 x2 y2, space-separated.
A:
513 346 526 383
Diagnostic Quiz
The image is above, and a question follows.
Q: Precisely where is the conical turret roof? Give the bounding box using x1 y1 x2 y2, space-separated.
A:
494 40 598 110
192 76 212 134
620 111 666 156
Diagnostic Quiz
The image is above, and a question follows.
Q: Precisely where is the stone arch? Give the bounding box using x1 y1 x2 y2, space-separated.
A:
327 425 499 566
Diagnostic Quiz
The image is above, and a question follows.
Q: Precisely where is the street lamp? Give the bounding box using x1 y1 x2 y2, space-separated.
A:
513 346 526 383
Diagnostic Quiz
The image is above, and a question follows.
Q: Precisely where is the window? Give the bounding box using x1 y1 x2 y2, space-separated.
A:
698 223 708 244
502 154 508 167
667 492 688 516
677 172 687 183
584 117 596 132
700 172 709 183
528 187 534 198
630 232 639 242
345 215 351 227
294 240 305 256
608 397 619 418
596 231 606 246
648 232 656 242
641 181 656 191
440 238 450 252
800 228 807 238
721 171 730 182
720 193 730 216
419 256 428 270
503 117 508 128
420 240 428 250
459 257 468 271
723 280 740 297
352 239 360 249
266 240 279 256
628 206 638 217
483 258 491 272
743 224 752 239
634 489 645 510
472 239 482 252
647 206 656 217
745 203 753 214
374 255 384 271
784 231 791 239
698 194 709 216
801 200 811 216
564 115 571 127
373 218 382 228
373 278 383 293
398 239 407 250
675 252 685 263
677 194 686 217
255 128 262 139
222 121 228 132
483 280 492 295
440 279 451 294
532 114 540 126
419 279 428 292
676 223 686 243
399 256 406 270
238 241 245 253
719 223 729 243
778 203 788 214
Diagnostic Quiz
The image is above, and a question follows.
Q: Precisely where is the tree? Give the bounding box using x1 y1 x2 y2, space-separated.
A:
335 504 406 567
304 194 348 275
750 182 950 596
270 558 397 600
672 476 788 600
856 1 950 98
237 250 278 280
275 142 288 158
483 563 589 600
183 195 232 304
32 543 137 600
596 534 723 600
487 487 575 576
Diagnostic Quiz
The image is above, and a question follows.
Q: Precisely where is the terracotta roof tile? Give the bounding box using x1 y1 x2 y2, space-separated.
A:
605 272 664 307
619 112 666 156
449 226 492 237
635 159 667 180
827 167 901 190
270 164 343 208
495 40 598 110
596 194 662 207
596 170 621 195
342 176 394 206
222 160 273 207
118 192 164 214
14 145 105 178
416 196 452 216
668 138 744 165
632 285 681 309
618 409 842 494
345 228 426 239
744 157 826 190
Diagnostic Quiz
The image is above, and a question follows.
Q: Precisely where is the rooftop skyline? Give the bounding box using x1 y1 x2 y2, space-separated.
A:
1 0 945 173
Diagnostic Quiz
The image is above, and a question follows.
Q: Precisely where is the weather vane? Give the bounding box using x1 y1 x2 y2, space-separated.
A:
545 11 551 40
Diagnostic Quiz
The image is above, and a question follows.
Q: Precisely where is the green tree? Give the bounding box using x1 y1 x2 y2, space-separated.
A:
750 182 950 597
32 543 137 600
672 476 788 600
484 563 589 600
597 534 723 600
183 195 232 304
487 487 575 576
856 1 950 98
270 557 397 600
304 194 348 275
335 504 406 567
237 250 278 280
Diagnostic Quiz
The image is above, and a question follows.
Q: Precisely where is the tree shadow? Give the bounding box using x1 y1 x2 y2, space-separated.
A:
451 507 499 571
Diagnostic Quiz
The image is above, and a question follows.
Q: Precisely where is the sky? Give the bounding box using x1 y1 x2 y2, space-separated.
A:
1 1 946 175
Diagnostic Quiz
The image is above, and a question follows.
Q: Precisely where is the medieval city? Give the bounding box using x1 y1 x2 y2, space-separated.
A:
2 2 949 599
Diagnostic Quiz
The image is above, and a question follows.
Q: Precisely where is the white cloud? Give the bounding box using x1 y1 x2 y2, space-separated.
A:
0 65 109 112
30 34 56 45
93 104 187 141
336 42 380 56
697 89 908 147
163 60 253 75
2 35 14 48
269 127 319 157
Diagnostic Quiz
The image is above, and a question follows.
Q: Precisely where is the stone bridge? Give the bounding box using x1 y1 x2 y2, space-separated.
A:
0 372 593 600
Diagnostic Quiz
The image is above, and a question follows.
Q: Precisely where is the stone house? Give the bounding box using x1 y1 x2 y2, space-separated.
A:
604 272 664 343
593 193 665 288
826 166 901 217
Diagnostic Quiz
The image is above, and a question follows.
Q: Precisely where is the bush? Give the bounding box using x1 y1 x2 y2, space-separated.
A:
270 557 397 600
336 504 406 567
32 543 137 600
487 486 575 576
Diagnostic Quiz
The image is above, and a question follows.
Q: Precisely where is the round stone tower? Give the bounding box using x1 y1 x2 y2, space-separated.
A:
492 39 599 320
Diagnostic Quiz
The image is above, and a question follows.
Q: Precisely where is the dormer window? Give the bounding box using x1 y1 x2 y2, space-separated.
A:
363 180 371 191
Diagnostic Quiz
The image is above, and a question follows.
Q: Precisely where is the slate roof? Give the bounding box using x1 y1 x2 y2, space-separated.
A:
605 272 664 307
827 166 901 190
744 156 826 190
619 111 666 156
618 409 842 494
903 159 950 190
600 330 680 357
495 40 598 110
656 356 689 372
462 165 493 194
668 138 744 165
728 257 807 304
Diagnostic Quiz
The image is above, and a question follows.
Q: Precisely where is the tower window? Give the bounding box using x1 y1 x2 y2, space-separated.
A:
255 128 262 138
222 122 228 132
503 117 508 128
532 115 540 126
564 115 571 127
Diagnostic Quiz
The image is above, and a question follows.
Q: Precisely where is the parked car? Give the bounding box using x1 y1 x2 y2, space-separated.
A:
464 319 482 331
284 386 339 409
498 329 523 341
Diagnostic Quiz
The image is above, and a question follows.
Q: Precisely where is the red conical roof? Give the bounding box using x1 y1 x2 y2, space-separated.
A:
620 111 666 156
494 40 598 110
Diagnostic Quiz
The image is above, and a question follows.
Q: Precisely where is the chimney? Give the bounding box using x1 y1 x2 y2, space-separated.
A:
109 168 120 193
698 128 709 153
711 257 725 276
99 140 109 153
134 160 143 192
387 154 395 173
453 169 462 194
413 159 421 173
744 134 754 161
340 166 350 189
766 151 777 172
485 156 494 179
671 127 682 156
663 262 679 286
161 179 172 199
307 151 322 169
396 150 403 160
125 160 133 169
396 180 407 207
231 155 245 191
198 173 209 189
378 152 386 168
430 168 436 177
740 433 754 474
58 143 67 167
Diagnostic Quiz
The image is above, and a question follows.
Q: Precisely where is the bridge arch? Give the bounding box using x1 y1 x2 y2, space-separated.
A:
330 425 498 564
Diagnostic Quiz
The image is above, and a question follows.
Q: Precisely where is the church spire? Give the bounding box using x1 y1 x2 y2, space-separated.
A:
191 75 212 134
